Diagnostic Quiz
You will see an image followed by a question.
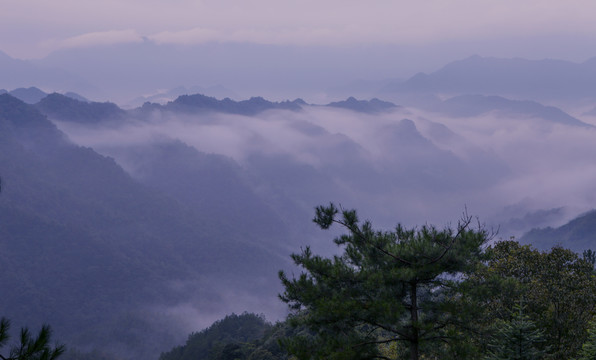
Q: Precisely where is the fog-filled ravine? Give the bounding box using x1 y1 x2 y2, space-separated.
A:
43 91 596 235
4 55 596 359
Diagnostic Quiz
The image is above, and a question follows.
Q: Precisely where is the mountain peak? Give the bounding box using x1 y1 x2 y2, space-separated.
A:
163 93 303 115
395 56 596 100
8 87 48 104
0 93 55 129
36 93 126 123
437 94 592 127
325 97 398 113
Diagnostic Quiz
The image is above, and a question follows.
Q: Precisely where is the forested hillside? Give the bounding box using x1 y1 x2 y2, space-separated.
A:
0 94 294 359
521 210 596 252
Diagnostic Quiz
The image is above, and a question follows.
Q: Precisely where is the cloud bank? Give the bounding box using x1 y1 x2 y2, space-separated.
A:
4 0 596 58
43 30 144 51
52 100 596 236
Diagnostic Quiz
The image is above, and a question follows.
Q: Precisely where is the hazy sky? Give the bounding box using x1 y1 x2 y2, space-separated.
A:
3 0 596 60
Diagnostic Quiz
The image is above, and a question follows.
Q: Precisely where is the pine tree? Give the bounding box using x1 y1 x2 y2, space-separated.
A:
279 204 489 360
485 301 547 360
0 317 65 360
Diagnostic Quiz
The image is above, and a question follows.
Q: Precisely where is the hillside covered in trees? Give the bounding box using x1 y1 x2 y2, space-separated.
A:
158 205 596 359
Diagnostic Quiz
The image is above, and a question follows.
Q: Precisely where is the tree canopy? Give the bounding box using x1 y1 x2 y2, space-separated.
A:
158 313 292 360
0 318 64 360
468 240 596 359
279 203 490 360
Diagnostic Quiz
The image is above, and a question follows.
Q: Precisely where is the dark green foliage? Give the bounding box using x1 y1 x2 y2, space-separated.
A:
469 240 596 359
159 236 596 360
162 94 304 115
325 97 398 113
485 303 547 360
279 203 489 360
159 313 291 360
0 317 65 360
578 317 596 360
583 249 596 269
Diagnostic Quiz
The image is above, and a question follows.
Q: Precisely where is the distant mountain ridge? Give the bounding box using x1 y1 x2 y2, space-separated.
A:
1 87 89 106
36 93 126 123
127 85 239 107
6 46 596 105
0 93 294 359
160 94 306 115
435 94 592 127
24 92 406 124
521 210 596 252
383 55 596 101
325 97 398 113
8 87 48 104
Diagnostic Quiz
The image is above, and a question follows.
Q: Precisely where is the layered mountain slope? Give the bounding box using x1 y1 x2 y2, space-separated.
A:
0 94 292 359
8 86 48 104
157 94 305 115
521 210 596 252
36 93 126 123
435 94 592 127
384 55 596 101
325 97 398 113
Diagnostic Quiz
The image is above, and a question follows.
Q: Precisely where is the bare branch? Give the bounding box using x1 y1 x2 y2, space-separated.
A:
424 213 473 266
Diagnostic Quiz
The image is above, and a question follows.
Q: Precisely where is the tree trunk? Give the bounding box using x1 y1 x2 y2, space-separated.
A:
410 281 419 360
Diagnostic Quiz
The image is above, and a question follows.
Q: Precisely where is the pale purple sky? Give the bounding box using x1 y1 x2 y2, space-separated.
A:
3 0 596 60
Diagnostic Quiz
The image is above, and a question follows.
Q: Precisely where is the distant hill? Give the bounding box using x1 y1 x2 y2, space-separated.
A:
159 313 270 360
157 94 305 115
127 85 239 107
435 94 592 127
383 55 596 101
521 210 596 252
106 140 293 249
36 93 126 123
9 86 48 104
9 88 90 106
158 313 290 360
325 97 398 113
0 94 293 359
38 92 404 124
63 91 89 102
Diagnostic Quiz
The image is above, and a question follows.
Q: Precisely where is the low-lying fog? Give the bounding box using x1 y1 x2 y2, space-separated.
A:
54 102 596 238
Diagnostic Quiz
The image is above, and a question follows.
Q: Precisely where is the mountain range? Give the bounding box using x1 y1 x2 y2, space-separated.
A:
0 93 299 359
432 94 592 127
3 50 596 359
5 47 596 105
521 210 596 252
382 55 596 103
